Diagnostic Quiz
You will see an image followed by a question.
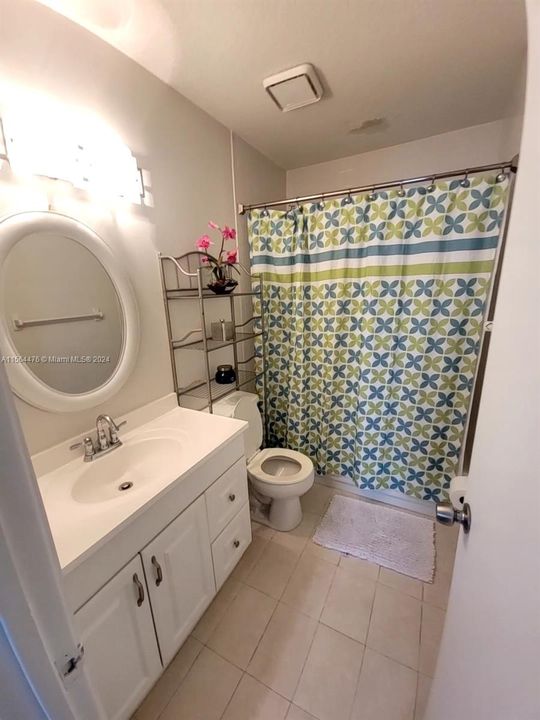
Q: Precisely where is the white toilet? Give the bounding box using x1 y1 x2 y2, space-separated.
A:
213 391 314 531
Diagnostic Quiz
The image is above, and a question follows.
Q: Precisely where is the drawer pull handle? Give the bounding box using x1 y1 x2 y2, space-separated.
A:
228 493 236 502
233 539 240 548
151 555 163 587
133 573 145 607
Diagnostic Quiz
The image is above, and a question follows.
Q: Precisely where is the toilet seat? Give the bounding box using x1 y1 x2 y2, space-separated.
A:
248 448 314 485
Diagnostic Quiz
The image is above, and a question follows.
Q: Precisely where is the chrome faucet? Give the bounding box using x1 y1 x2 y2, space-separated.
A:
70 415 127 462
96 414 121 450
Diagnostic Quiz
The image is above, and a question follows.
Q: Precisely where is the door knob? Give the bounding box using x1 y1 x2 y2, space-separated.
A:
435 502 472 534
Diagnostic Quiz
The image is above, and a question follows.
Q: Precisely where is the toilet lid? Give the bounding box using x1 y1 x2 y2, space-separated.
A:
248 448 314 485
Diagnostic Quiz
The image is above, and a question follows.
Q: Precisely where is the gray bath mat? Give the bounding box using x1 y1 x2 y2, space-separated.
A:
313 495 435 582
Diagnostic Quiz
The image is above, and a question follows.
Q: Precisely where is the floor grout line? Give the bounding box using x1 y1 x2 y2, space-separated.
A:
216 667 244 720
151 639 205 720
413 670 422 720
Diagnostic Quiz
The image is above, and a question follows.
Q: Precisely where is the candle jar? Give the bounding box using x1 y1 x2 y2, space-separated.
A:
215 364 236 384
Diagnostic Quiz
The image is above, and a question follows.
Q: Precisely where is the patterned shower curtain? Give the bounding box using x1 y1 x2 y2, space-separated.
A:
248 175 508 502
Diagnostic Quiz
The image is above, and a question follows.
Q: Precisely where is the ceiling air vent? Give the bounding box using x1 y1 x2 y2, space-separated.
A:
263 64 323 112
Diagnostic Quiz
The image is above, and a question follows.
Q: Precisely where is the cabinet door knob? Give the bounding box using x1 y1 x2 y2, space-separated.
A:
228 493 236 502
133 573 145 607
151 555 163 586
233 539 240 548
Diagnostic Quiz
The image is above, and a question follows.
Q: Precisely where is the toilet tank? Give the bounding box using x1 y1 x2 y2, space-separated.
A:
213 391 262 459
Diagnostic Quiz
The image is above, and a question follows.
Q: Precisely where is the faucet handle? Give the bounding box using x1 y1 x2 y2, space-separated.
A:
110 419 127 445
70 436 95 461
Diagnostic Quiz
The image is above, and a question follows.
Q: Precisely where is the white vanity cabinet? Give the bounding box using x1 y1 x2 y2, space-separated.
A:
72 448 251 720
74 556 162 720
141 494 215 666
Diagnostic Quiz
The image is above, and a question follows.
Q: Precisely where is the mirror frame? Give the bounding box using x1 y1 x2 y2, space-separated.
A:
0 211 139 412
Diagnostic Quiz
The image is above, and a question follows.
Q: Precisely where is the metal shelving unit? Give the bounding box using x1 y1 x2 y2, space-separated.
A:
159 252 267 426
172 330 263 351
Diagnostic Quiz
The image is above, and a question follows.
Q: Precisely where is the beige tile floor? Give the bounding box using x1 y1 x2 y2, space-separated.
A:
133 484 458 720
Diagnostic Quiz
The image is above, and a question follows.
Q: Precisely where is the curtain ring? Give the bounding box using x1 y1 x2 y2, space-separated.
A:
460 172 470 188
261 205 269 217
317 194 325 210
368 187 377 202
343 189 353 205
397 183 405 197
427 177 436 192
496 168 507 183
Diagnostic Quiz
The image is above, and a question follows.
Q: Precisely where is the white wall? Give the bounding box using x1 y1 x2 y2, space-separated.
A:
230 135 286 380
286 118 524 198
232 134 286 288
0 0 284 453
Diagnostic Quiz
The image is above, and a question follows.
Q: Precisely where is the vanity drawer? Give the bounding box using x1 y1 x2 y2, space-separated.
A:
205 457 248 541
211 502 252 590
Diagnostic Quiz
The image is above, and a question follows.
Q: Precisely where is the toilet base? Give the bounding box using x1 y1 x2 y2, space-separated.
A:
250 497 303 532
269 496 303 531
250 496 304 532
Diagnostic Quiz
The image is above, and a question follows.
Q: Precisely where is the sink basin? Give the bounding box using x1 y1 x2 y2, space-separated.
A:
71 429 186 504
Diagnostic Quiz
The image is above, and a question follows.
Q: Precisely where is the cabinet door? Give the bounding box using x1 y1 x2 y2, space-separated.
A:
141 495 215 666
74 556 161 720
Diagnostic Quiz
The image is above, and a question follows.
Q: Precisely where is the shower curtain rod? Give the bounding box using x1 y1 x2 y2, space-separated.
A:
237 158 518 215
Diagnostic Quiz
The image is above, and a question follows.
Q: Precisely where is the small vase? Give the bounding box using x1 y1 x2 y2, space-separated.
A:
207 265 238 294
207 279 238 294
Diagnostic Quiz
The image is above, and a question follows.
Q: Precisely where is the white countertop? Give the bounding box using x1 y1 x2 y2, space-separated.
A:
34 397 246 571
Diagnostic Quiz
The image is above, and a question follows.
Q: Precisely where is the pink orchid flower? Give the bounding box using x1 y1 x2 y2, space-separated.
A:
208 221 220 230
196 235 212 250
200 255 210 265
226 248 238 264
222 226 237 240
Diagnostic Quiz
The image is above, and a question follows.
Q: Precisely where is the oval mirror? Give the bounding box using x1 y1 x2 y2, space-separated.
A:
0 212 139 412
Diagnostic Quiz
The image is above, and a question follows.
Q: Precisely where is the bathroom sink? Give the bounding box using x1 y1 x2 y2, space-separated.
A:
71 429 186 504
35 403 247 571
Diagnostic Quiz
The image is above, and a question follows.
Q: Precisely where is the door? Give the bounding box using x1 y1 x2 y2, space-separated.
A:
0 359 101 720
141 494 215 666
425 6 540 718
74 556 162 720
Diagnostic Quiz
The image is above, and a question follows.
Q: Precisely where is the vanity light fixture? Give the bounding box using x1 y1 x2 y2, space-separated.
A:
263 63 324 112
2 107 143 204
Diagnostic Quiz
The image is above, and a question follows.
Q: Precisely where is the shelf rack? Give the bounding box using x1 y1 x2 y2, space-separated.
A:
158 252 267 429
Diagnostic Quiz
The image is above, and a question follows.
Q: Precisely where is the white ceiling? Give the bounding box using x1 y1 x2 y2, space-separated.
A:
37 0 526 169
